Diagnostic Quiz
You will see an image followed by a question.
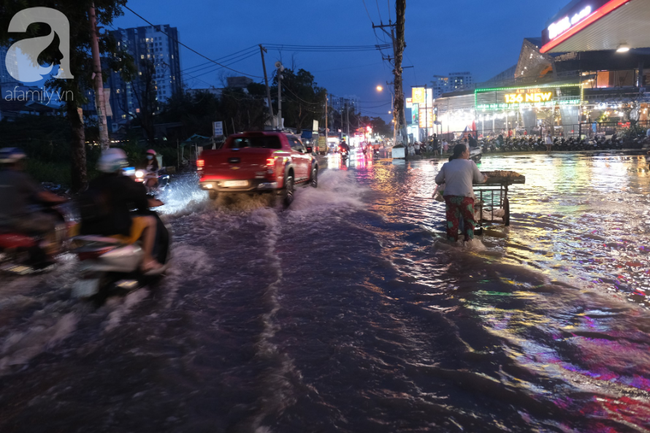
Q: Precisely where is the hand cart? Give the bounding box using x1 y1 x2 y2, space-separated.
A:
473 171 525 227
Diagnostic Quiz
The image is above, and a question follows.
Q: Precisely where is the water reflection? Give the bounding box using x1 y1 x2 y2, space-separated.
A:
363 154 650 308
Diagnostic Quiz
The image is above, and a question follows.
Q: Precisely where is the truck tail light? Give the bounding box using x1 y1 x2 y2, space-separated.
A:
197 159 205 170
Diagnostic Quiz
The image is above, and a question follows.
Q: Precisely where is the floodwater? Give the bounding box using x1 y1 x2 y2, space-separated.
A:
0 152 649 432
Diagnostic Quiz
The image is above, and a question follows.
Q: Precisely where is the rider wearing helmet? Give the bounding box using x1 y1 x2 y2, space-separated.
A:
0 147 65 238
339 139 350 154
80 148 163 272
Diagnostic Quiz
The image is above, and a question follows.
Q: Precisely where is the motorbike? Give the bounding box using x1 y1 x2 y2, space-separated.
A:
132 167 171 194
69 204 172 300
0 203 72 274
339 146 349 160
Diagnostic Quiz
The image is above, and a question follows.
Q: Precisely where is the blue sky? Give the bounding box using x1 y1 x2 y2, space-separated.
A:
113 0 570 119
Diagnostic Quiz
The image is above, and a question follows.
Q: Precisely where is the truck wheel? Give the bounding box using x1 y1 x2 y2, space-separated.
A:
283 175 294 208
310 167 318 188
208 191 218 201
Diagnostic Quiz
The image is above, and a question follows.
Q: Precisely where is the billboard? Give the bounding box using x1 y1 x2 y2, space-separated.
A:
542 0 609 45
412 87 425 105
475 84 582 111
412 88 434 106
419 108 434 128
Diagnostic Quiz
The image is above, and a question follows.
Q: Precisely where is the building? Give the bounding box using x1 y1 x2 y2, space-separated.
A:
107 24 182 131
431 75 450 98
435 34 650 140
431 72 474 98
330 95 360 113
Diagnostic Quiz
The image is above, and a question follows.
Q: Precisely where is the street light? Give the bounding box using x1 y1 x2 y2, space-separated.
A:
376 84 396 145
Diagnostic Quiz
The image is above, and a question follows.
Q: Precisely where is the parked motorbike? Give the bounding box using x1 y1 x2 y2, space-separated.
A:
70 206 171 300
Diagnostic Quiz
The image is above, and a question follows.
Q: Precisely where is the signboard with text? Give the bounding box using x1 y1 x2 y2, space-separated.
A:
418 108 434 128
542 0 609 44
412 88 433 106
213 121 223 137
475 85 582 111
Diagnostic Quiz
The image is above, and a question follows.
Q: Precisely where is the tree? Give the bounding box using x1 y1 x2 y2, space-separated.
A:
126 58 159 144
272 68 326 131
0 0 127 192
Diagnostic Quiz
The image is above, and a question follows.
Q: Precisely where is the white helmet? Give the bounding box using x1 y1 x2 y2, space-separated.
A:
97 148 128 173
0 147 27 164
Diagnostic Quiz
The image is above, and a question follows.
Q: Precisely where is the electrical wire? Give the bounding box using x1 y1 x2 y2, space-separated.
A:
184 51 259 79
361 0 374 24
263 43 390 52
123 5 261 79
182 46 259 74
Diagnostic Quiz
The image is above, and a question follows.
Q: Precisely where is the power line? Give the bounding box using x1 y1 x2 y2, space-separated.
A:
361 0 374 24
375 0 383 22
183 51 259 79
182 46 259 74
263 43 391 52
123 5 261 79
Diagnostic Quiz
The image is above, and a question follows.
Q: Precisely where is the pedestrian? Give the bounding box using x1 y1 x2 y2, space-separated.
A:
434 144 487 243
468 133 477 149
545 133 553 152
443 140 449 153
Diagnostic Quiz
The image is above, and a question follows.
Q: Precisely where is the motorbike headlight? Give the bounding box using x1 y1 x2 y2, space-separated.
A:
135 170 144 179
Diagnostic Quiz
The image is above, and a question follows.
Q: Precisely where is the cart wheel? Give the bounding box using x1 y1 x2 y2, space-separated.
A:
503 197 510 226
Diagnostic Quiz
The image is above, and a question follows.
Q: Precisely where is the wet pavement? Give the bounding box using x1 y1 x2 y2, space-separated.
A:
0 151 649 432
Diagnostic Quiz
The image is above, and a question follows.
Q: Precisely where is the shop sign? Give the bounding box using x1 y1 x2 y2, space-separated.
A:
412 87 425 105
419 108 434 128
475 85 582 111
504 89 554 104
548 5 592 40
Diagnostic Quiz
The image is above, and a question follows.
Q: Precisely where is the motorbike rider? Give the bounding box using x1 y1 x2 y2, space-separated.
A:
0 147 66 251
339 139 350 154
142 149 160 192
80 148 163 272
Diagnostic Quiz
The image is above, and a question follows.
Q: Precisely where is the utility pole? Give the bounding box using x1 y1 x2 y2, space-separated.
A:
89 3 109 149
259 45 275 129
325 92 328 151
425 83 428 142
276 62 284 130
346 101 350 139
340 97 344 136
394 0 407 146
373 0 407 149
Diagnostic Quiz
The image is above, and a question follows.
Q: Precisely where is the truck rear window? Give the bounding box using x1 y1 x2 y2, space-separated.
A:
229 136 282 149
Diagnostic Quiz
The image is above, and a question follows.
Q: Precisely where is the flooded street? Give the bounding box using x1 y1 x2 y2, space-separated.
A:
1 153 650 432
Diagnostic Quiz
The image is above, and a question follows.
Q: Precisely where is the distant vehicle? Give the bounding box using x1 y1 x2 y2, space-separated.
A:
197 131 319 208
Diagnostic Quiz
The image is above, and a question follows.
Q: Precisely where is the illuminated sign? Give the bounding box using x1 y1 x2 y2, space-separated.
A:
412 87 425 104
548 5 592 40
475 84 583 111
406 97 412 109
419 108 434 128
504 89 553 104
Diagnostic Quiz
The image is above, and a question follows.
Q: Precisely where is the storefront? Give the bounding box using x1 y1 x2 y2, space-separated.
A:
474 83 583 137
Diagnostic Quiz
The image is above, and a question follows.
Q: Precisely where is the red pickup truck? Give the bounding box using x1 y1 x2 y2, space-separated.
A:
197 131 319 207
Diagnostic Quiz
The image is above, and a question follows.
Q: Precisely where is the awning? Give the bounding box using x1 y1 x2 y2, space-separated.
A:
541 0 650 54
